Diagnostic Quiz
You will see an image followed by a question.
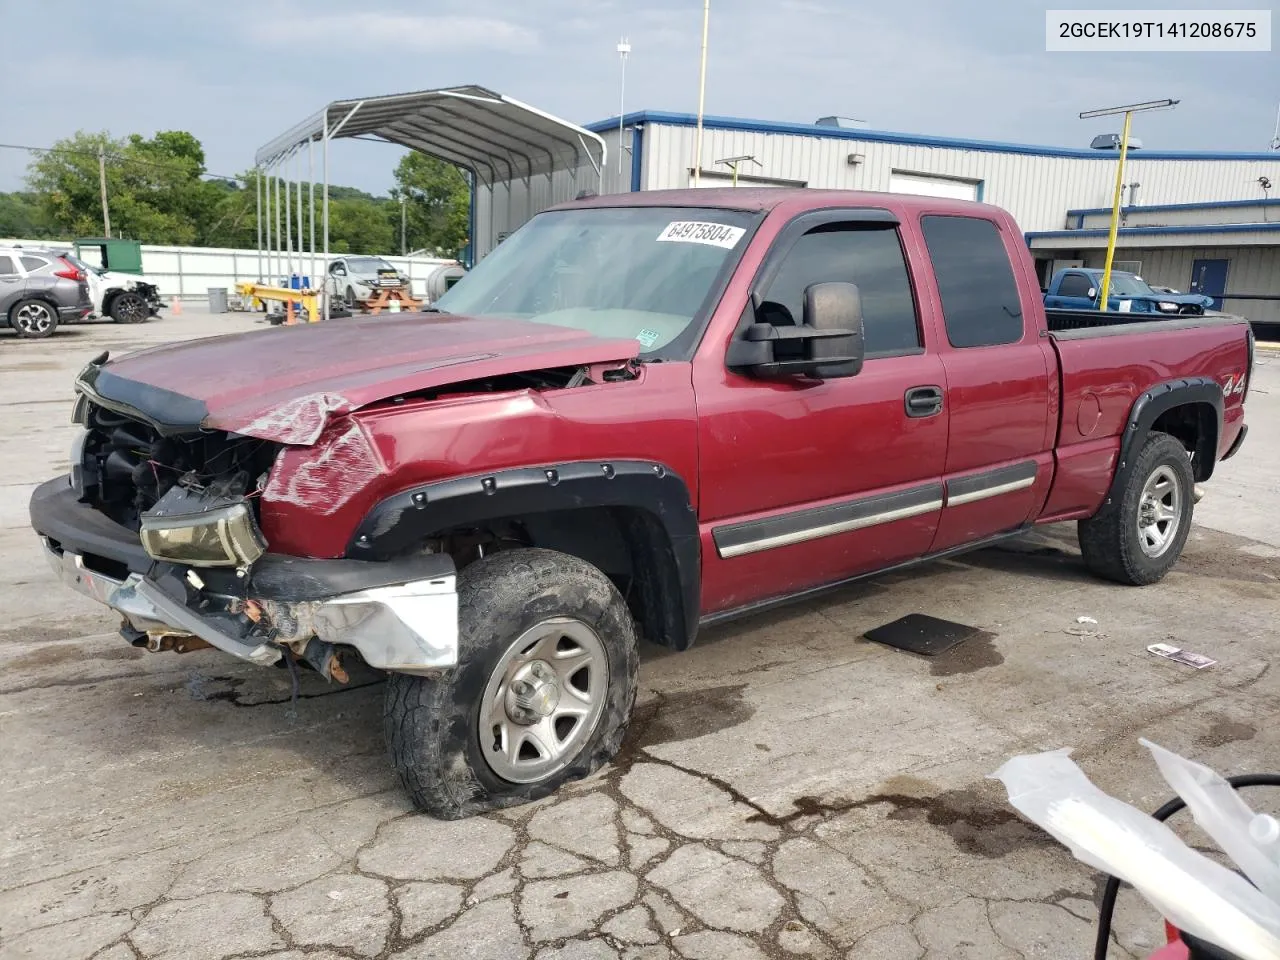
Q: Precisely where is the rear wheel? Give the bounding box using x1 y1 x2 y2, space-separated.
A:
1078 432 1194 585
384 548 639 819
109 291 148 324
9 299 58 339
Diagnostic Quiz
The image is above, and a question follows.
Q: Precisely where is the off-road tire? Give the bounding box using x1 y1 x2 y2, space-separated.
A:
109 291 149 324
384 548 639 819
8 299 58 339
345 286 357 309
1078 432 1194 586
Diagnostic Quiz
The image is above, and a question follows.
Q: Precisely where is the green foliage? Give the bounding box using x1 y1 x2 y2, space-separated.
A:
392 152 471 257
0 192 56 239
5 131 471 257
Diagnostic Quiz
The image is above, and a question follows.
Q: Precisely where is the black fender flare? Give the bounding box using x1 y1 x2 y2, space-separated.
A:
1106 376 1223 504
347 460 701 650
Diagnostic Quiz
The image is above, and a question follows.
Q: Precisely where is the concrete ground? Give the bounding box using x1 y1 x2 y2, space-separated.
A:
1 310 1278 960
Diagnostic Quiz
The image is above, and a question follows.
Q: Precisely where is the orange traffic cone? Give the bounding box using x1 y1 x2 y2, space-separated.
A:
171 296 183 316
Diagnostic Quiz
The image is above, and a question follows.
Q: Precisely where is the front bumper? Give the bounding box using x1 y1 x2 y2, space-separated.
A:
31 477 459 675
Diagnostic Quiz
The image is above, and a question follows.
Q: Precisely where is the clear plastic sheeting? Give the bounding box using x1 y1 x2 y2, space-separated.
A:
991 748 1280 960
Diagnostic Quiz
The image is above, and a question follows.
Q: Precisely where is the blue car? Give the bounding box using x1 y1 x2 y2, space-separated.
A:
1044 268 1213 315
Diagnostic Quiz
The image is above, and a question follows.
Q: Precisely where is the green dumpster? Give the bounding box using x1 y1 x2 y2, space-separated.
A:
73 238 144 275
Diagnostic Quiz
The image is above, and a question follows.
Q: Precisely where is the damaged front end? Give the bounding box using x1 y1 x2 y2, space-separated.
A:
35 363 459 679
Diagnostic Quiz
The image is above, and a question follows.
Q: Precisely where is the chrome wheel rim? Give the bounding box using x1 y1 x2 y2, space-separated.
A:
480 617 608 784
14 303 53 334
1137 464 1182 558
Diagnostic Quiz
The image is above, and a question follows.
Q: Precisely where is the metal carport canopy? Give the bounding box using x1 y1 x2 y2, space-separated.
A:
253 84 607 188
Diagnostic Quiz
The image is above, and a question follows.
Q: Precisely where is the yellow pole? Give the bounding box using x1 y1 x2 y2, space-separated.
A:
731 161 739 187
1098 109 1133 312
693 0 710 186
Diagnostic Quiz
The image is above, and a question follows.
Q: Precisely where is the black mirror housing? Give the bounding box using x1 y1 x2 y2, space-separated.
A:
726 282 866 380
803 282 865 379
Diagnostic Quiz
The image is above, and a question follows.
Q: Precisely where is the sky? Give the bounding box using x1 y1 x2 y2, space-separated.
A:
1 0 1276 195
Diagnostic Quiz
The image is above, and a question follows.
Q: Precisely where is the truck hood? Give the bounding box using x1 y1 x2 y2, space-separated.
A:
79 313 641 444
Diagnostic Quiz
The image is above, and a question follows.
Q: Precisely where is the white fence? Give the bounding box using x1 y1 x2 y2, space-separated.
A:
0 238 459 301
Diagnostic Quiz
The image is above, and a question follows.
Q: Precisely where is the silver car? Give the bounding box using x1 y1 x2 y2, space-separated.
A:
0 247 92 338
325 256 411 308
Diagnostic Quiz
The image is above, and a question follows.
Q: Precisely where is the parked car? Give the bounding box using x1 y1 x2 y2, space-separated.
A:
61 253 163 323
31 189 1253 818
0 246 91 338
1044 267 1214 314
324 255 410 307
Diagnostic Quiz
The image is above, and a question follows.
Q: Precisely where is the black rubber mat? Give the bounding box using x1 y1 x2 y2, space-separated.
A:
863 614 979 656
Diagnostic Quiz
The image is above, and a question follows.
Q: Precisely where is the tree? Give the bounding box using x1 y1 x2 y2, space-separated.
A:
25 129 220 243
0 192 57 239
392 153 470 257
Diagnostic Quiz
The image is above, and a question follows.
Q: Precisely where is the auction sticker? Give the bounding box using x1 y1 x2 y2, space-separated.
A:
657 221 746 249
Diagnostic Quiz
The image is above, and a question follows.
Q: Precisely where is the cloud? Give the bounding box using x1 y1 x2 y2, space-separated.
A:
265 11 539 53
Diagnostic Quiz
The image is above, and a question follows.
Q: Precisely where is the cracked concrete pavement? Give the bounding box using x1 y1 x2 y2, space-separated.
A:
1 315 1278 960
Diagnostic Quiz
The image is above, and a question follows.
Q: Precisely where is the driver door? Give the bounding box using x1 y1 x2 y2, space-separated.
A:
694 214 948 615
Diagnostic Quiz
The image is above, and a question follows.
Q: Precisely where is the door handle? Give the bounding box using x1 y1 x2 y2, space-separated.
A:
905 385 944 418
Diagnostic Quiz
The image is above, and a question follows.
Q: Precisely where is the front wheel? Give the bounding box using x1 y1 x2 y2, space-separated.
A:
9 299 58 338
109 291 149 323
1078 432 1194 585
384 548 639 819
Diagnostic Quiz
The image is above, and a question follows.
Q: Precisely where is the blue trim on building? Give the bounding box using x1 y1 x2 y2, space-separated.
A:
1027 223 1280 240
630 124 644 193
1066 197 1280 217
585 111 1280 162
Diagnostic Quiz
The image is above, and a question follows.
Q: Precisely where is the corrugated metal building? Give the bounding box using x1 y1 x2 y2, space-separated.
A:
473 110 1280 323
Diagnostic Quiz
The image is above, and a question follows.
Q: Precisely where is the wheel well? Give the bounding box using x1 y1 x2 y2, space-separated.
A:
433 506 689 650
8 295 57 320
1151 402 1218 481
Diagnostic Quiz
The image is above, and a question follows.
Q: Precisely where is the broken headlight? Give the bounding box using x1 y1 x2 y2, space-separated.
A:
139 487 266 567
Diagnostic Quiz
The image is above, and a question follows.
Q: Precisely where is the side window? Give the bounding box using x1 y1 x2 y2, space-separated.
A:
0 255 18 276
920 215 1024 348
758 223 920 356
20 256 49 272
1057 273 1093 298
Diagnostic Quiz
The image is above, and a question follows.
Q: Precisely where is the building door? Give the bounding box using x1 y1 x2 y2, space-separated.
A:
1189 259 1230 310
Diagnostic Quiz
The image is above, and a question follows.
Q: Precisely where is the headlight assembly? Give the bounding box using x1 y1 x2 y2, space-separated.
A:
140 488 267 567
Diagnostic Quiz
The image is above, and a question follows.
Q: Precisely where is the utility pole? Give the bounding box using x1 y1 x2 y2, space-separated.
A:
693 0 710 186
98 148 111 237
401 196 407 255
617 38 631 177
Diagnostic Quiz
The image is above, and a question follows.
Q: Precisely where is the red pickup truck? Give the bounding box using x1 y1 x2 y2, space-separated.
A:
30 189 1253 819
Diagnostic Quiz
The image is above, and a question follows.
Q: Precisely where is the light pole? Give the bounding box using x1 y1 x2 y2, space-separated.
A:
693 0 710 186
617 38 631 178
1079 99 1178 310
401 195 407 255
715 154 760 187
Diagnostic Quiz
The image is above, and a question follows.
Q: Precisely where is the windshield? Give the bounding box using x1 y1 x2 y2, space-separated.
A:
1109 273 1155 297
433 206 760 357
346 257 395 273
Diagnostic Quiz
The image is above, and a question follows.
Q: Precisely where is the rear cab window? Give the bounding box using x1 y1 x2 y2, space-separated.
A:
0 255 18 276
920 215 1025 348
1057 273 1093 298
20 256 49 273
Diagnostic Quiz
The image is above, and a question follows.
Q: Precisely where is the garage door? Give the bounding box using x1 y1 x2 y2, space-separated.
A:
888 172 980 201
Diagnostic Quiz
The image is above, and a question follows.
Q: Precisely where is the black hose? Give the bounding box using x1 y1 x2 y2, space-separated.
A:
1094 773 1280 960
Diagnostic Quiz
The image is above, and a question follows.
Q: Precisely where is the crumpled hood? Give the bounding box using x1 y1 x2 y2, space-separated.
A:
84 313 640 444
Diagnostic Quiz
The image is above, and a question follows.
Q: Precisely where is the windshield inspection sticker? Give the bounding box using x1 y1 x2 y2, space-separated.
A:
635 328 661 349
657 221 746 249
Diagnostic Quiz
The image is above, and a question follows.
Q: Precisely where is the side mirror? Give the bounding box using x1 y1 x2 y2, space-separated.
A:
726 282 866 380
1087 287 1098 299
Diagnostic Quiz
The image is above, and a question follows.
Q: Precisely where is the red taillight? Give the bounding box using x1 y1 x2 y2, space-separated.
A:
54 257 85 282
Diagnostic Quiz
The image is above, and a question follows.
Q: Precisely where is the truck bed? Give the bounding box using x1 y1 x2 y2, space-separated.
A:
1045 308 1244 338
